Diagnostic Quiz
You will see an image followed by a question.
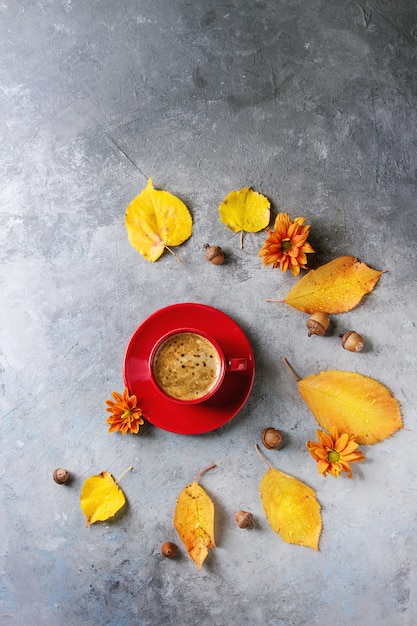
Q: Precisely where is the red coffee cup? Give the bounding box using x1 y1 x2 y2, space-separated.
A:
149 328 247 405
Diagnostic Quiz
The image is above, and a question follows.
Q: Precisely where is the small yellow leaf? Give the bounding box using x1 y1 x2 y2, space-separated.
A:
284 256 383 313
174 474 215 570
298 370 403 444
126 178 192 262
260 467 321 550
80 471 126 527
219 187 270 248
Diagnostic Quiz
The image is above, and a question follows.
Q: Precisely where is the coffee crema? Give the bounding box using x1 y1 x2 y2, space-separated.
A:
152 332 221 401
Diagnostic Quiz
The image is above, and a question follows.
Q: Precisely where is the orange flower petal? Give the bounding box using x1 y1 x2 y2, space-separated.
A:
288 246 300 257
273 216 290 237
343 452 365 463
287 222 299 238
336 432 349 451
318 430 334 449
296 252 308 265
328 465 341 477
302 242 315 253
292 234 308 247
338 461 353 478
342 440 360 455
317 460 330 475
280 257 289 272
314 449 329 461
329 425 339 441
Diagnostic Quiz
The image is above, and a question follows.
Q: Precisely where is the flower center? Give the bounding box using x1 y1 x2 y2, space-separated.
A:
281 238 292 253
121 409 132 421
327 449 340 463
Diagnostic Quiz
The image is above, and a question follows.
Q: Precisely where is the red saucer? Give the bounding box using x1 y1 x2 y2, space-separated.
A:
123 303 255 434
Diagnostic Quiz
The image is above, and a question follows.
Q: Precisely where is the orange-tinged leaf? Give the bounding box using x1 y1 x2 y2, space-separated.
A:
284 256 383 313
174 480 215 569
174 465 216 569
126 178 192 262
80 471 126 527
298 370 403 444
260 467 321 550
219 187 270 248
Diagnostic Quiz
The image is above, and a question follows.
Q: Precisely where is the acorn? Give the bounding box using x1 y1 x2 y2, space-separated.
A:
340 330 364 352
161 541 177 558
306 312 330 337
204 244 225 265
235 510 254 529
53 468 70 484
261 427 283 450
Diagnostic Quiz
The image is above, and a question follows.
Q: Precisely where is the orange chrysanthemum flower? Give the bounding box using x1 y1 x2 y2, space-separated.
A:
105 388 144 435
258 212 314 276
306 426 365 478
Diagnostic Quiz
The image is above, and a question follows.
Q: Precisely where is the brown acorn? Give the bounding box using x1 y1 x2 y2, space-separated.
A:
340 330 364 352
204 244 225 265
306 312 330 337
161 542 177 558
235 510 254 529
53 468 70 484
261 427 283 449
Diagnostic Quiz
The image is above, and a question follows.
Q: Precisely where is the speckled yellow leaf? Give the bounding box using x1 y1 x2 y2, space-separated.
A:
298 370 403 444
80 471 126 528
260 467 321 550
174 479 215 570
126 178 192 262
284 256 383 313
219 187 270 248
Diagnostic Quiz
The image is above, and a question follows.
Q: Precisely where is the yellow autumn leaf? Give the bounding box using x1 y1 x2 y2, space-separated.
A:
283 256 384 313
257 447 321 550
80 470 127 527
126 178 192 262
297 370 403 445
174 465 216 570
219 187 270 248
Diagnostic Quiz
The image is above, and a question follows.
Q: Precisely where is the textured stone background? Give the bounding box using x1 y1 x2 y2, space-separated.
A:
1 1 416 624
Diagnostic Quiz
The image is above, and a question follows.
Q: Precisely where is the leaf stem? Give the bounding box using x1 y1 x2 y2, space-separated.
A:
265 298 285 303
240 230 244 249
116 466 133 484
282 357 300 382
165 245 185 264
254 444 272 469
195 463 216 483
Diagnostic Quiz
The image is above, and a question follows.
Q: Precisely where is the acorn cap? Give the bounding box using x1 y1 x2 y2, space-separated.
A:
261 427 283 449
53 468 70 484
306 312 330 337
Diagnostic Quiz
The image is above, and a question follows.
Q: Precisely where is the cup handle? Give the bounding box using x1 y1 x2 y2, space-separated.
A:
226 358 247 372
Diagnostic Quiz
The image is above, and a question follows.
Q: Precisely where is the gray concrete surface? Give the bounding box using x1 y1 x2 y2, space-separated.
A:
1 1 417 624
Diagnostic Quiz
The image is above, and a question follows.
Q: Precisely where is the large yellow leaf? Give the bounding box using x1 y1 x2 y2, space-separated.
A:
284 256 383 313
298 370 403 444
219 187 270 248
126 178 192 262
260 467 321 550
174 466 216 570
80 471 126 528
